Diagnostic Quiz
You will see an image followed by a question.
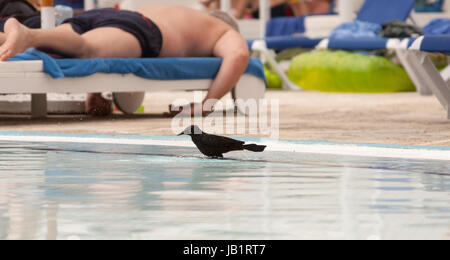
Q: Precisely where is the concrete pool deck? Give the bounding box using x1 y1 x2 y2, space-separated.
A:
0 91 449 147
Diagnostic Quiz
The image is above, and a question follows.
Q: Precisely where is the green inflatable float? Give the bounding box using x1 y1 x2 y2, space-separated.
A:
287 50 415 93
264 66 283 89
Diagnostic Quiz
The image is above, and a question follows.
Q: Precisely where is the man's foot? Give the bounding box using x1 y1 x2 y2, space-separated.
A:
85 93 113 116
0 18 33 61
165 103 214 117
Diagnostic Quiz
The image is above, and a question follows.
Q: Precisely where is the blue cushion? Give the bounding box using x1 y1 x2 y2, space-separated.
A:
329 21 381 39
420 35 450 54
257 0 416 52
10 49 267 82
328 37 388 50
247 36 322 50
357 0 416 24
265 16 306 37
423 19 450 35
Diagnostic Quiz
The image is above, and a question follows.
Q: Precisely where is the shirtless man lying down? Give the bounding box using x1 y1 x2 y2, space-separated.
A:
0 5 250 116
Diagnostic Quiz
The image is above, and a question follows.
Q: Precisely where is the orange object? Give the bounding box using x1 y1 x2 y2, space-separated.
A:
41 0 54 7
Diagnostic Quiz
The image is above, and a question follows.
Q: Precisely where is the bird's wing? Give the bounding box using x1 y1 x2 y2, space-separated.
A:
200 134 245 147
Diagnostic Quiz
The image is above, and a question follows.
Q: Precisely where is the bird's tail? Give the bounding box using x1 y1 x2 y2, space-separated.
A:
243 144 266 152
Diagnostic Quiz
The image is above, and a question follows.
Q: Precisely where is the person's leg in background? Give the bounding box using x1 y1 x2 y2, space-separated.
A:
288 0 332 17
0 18 142 60
308 0 331 14
289 0 312 17
234 0 253 19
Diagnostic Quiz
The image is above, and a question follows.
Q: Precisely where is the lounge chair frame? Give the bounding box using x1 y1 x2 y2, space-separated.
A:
396 37 450 119
0 60 266 116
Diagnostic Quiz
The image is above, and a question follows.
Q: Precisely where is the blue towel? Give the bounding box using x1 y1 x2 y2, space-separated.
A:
9 49 266 83
423 19 450 35
264 12 337 38
329 21 382 39
265 17 306 37
328 37 388 50
420 35 450 54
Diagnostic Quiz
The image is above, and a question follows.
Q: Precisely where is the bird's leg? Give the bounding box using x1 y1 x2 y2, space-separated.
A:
208 155 224 159
166 103 214 117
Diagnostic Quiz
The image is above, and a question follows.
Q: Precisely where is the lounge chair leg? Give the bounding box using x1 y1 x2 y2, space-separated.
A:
31 94 47 118
251 40 302 91
396 49 433 96
442 65 450 85
410 51 450 119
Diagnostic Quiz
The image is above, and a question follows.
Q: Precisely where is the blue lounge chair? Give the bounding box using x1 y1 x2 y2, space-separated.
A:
356 0 416 24
250 0 416 49
322 0 417 50
250 0 418 90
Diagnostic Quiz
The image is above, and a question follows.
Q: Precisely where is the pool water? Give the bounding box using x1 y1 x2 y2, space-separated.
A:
0 140 449 240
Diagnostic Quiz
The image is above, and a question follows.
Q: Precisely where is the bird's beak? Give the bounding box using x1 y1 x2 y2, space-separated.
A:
177 132 185 136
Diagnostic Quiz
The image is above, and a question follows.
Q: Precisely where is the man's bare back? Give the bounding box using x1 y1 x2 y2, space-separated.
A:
138 5 232 58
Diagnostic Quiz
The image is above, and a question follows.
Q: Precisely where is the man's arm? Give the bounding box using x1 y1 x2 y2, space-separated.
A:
204 29 250 110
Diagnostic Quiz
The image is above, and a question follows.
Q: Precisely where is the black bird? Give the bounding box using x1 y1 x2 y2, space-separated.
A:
178 125 266 158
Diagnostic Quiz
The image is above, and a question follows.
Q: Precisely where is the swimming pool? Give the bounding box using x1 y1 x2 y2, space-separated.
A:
0 132 449 240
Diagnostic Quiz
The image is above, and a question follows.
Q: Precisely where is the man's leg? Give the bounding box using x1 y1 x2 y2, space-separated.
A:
0 18 142 61
78 27 142 58
0 19 85 61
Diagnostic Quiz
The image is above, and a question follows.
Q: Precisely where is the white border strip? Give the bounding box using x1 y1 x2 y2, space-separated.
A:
0 135 448 161
410 36 424 51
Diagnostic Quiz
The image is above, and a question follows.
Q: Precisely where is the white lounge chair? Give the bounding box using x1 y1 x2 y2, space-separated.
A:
0 57 266 117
